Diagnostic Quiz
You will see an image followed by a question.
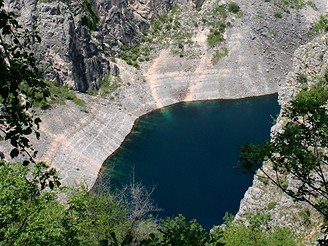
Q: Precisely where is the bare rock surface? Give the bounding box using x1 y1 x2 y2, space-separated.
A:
25 0 326 189
235 33 328 241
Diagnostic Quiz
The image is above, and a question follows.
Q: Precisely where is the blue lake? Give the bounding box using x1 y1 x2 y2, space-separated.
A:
96 94 280 229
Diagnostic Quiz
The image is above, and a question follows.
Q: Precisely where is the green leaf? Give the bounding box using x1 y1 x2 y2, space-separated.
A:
49 181 54 190
10 148 19 158
34 117 42 125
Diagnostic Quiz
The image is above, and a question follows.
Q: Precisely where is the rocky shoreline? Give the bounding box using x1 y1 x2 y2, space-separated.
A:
23 0 326 190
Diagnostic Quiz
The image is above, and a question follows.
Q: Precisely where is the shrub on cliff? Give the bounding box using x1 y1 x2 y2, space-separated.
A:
239 82 328 242
220 212 301 246
227 3 240 14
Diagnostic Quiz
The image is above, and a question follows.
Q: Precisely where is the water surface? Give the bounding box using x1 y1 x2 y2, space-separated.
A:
96 94 280 229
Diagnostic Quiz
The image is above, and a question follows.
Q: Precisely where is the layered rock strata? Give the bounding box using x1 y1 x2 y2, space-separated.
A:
24 0 326 189
5 0 323 92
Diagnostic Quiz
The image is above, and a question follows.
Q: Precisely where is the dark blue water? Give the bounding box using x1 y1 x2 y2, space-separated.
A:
97 94 280 229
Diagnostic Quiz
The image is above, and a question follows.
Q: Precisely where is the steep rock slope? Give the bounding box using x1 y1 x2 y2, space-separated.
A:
236 33 328 242
3 0 327 191
7 0 172 90
6 0 206 91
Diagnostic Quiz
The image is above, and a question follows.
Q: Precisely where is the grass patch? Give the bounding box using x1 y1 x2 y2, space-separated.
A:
275 0 316 12
34 81 86 108
227 2 240 14
274 12 283 18
278 175 289 190
214 5 228 19
211 47 228 64
297 73 308 89
268 28 278 38
98 75 121 96
299 208 311 226
207 30 225 47
267 201 277 210
310 14 328 34
207 22 226 47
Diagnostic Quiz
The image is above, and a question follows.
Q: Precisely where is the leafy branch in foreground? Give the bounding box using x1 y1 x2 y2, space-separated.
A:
0 0 49 163
239 84 328 240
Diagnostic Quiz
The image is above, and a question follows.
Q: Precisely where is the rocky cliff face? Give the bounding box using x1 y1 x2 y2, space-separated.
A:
236 33 328 242
7 0 321 92
5 0 324 186
6 0 175 91
3 0 327 239
6 0 209 92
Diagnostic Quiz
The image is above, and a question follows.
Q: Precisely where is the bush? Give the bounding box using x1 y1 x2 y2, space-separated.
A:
274 12 283 18
160 215 209 245
297 73 307 84
228 2 240 13
207 29 225 47
220 213 301 246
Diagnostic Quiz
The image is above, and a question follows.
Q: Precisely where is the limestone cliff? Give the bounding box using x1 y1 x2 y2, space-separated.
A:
5 0 208 91
5 0 324 92
6 0 323 188
6 0 173 91
236 33 328 242
2 2 328 239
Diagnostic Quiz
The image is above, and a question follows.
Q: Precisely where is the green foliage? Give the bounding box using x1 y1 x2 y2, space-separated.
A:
0 160 308 245
214 5 228 19
0 160 132 245
275 0 314 12
34 81 86 108
267 201 277 210
139 214 223 245
0 0 50 162
299 207 311 226
268 28 278 38
220 213 301 246
274 12 283 18
211 47 228 64
120 43 150 69
239 84 328 223
159 215 210 245
227 2 240 14
207 23 226 47
97 75 121 96
0 161 63 245
297 73 308 89
311 14 328 34
63 188 128 245
78 0 99 31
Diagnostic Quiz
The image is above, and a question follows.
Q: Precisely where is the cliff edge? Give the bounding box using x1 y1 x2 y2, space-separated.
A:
236 33 328 242
20 0 326 189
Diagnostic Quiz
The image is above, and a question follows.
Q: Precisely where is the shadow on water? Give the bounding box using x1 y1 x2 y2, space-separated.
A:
94 94 280 230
